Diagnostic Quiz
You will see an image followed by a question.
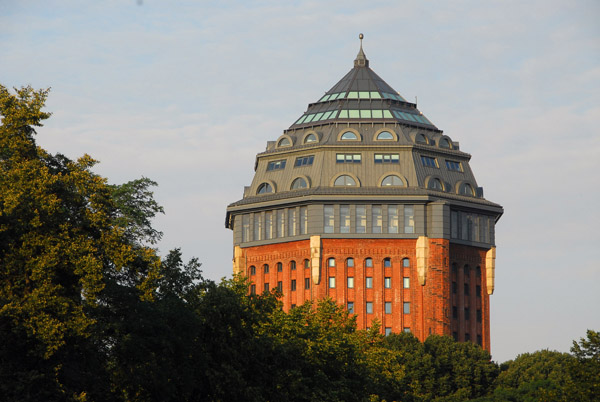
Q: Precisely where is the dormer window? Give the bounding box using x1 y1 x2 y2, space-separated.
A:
415 133 428 145
278 137 291 147
334 175 357 186
460 183 474 196
304 133 317 143
257 183 273 194
381 175 405 187
439 137 452 149
428 178 443 191
291 177 308 190
376 131 394 140
340 131 358 140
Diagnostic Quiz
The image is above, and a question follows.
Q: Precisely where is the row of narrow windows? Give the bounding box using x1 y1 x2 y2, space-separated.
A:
250 257 411 274
242 207 308 242
450 211 494 243
324 204 415 234
268 154 462 171
241 205 416 242
278 130 452 149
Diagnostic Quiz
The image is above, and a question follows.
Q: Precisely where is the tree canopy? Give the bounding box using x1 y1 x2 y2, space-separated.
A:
1 85 598 402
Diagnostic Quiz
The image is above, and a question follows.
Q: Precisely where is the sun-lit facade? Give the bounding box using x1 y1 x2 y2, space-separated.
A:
225 36 502 350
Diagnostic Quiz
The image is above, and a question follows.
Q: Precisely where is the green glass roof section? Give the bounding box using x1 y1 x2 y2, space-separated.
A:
289 42 438 130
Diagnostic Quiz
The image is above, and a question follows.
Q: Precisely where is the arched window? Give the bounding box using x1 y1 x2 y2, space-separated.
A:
277 262 283 272
263 264 269 273
365 258 373 268
250 265 256 275
304 259 310 269
346 258 355 267
340 131 358 140
428 178 443 191
257 183 273 194
381 175 405 187
291 177 308 190
460 183 474 196
402 258 410 267
290 260 296 270
328 258 336 267
439 138 451 149
415 133 428 144
376 131 394 140
384 258 392 268
334 175 357 186
278 137 291 147
304 133 317 143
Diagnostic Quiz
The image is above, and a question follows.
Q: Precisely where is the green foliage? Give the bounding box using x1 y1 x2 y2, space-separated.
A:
2 85 598 402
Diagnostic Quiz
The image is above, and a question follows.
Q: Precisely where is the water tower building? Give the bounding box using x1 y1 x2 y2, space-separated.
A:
225 36 502 350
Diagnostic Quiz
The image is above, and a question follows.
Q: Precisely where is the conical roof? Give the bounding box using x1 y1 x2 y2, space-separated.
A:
290 35 438 131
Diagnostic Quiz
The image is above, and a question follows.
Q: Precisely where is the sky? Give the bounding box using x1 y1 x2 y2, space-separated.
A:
1 0 599 363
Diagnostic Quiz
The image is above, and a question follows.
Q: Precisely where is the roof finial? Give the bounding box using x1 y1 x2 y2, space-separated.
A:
354 33 369 68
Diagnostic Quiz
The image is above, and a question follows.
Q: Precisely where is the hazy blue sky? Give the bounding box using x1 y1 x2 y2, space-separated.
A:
2 0 599 363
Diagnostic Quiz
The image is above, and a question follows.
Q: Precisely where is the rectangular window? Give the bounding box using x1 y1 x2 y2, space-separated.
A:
372 205 382 233
340 204 350 233
295 155 315 167
465 307 470 320
347 277 354 288
264 283 269 292
421 155 438 168
451 210 458 239
366 302 373 314
404 205 414 233
242 214 250 242
324 205 334 233
336 153 361 163
366 277 373 288
385 302 392 314
477 309 482 323
384 277 391 288
476 285 482 297
374 153 400 164
265 211 273 240
445 160 462 171
267 159 286 171
464 284 470 296
277 281 282 292
288 209 296 237
403 327 411 333
356 205 366 233
403 302 410 314
300 206 308 234
388 205 399 233
305 278 310 289
403 277 410 288
253 213 262 241
461 212 469 240
277 210 285 238
385 327 392 336
250 284 256 295
291 279 296 291
347 302 354 314
452 281 457 294
452 306 458 319
329 277 335 288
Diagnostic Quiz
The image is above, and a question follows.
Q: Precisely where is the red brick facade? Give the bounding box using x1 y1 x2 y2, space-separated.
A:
242 238 491 351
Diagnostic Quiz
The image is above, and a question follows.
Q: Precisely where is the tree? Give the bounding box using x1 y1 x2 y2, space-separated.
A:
0 85 161 401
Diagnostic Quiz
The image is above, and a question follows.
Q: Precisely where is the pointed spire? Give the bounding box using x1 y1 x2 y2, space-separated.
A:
354 33 369 67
